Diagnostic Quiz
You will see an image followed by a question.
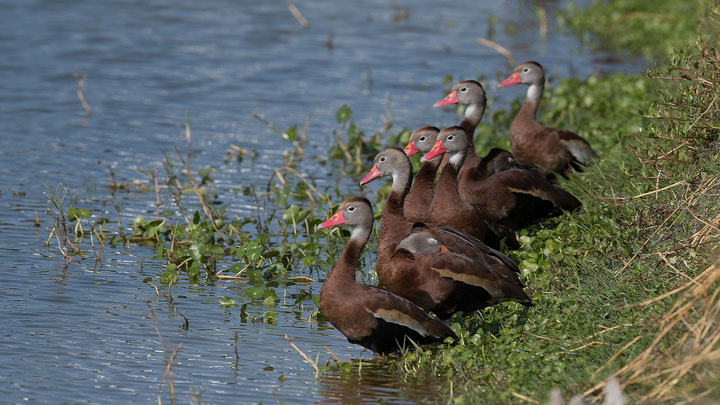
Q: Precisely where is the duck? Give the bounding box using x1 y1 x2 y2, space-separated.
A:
402 126 441 223
360 148 531 319
434 80 542 179
319 197 456 354
424 126 582 234
433 80 487 176
422 127 508 246
499 61 597 175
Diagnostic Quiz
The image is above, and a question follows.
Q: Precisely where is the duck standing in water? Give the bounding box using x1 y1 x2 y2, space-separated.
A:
319 197 456 354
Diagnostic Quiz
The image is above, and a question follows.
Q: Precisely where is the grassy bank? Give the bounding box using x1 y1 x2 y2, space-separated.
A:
377 7 720 404
558 0 712 58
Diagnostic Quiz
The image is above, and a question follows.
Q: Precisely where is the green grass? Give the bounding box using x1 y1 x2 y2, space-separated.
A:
557 0 715 59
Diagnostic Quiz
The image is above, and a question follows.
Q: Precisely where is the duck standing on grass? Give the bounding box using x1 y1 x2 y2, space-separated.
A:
361 148 532 319
499 61 597 175
423 126 582 236
318 197 456 355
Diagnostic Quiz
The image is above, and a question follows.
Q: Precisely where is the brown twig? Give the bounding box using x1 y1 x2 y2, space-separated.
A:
252 110 304 155
476 38 515 68
73 72 92 116
287 2 309 28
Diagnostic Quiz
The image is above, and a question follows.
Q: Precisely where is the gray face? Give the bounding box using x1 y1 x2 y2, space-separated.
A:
339 199 373 229
452 80 486 106
438 127 469 155
410 128 439 153
515 62 545 85
373 148 407 177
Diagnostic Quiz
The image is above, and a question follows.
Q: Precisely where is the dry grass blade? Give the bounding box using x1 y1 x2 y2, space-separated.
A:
511 391 539 404
285 335 318 373
614 177 715 276
536 6 547 42
73 72 92 116
592 261 720 401
287 2 309 28
476 38 515 67
252 110 305 156
267 165 326 205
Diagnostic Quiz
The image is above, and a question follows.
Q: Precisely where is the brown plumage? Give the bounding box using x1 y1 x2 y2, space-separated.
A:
360 148 531 319
424 128 505 247
319 197 456 355
473 147 542 180
402 126 440 223
500 61 597 175
426 126 582 235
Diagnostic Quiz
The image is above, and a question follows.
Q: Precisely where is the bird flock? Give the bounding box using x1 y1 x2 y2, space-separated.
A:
318 61 596 355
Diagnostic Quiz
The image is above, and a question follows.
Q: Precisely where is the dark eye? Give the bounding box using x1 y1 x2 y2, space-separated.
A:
447 135 454 141
379 156 386 162
347 206 355 212
459 87 467 92
419 136 426 142
522 68 530 73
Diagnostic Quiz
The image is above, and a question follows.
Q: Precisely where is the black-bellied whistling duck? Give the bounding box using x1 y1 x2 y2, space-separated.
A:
499 61 597 175
422 127 507 246
402 126 440 223
360 148 531 318
434 80 542 179
424 126 582 234
433 80 486 174
318 197 456 354
474 147 539 180
395 230 449 254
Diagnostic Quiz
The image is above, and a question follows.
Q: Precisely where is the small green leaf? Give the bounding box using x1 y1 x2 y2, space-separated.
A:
133 215 146 227
282 205 302 224
219 296 236 307
262 310 277 323
189 242 206 262
286 125 297 141
336 104 352 123
246 286 264 299
67 207 79 221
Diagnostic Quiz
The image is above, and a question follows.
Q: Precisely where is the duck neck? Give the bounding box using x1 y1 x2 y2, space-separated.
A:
460 103 485 141
379 161 413 258
448 150 466 170
389 160 412 197
328 242 360 283
329 225 371 282
435 156 461 200
520 82 544 120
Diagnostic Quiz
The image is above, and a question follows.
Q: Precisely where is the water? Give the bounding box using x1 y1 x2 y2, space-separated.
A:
0 0 645 403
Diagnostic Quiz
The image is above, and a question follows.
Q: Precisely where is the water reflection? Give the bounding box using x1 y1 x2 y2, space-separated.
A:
320 360 444 404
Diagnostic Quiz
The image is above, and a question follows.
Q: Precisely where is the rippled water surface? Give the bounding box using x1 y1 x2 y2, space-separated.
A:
0 0 644 403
